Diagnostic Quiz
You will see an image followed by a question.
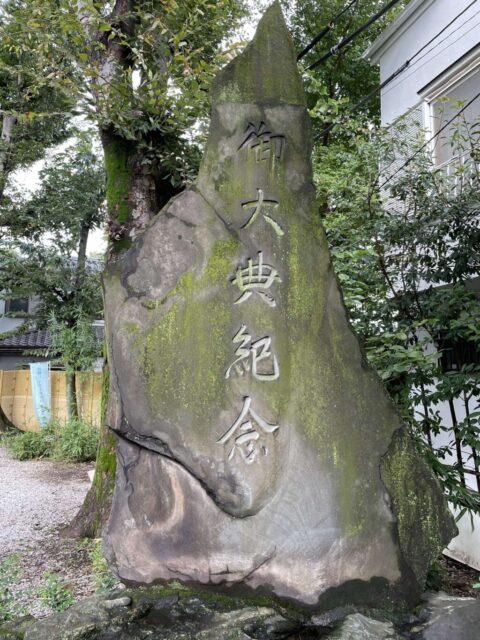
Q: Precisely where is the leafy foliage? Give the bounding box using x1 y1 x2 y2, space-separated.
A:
6 425 55 460
37 572 75 612
315 102 480 512
0 0 75 199
48 314 102 378
54 418 99 462
7 419 99 462
286 1 408 122
0 139 105 329
87 539 119 593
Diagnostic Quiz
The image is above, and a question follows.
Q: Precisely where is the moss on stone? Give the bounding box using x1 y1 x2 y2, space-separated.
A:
130 239 239 428
210 2 305 106
381 431 457 585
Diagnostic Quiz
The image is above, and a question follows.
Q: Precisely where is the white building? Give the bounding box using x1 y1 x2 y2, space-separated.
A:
364 0 480 570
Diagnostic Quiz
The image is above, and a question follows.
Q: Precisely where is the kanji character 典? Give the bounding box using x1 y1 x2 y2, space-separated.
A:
231 251 281 307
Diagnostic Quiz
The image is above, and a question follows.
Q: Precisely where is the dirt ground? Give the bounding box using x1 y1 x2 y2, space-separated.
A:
0 445 100 617
438 554 480 599
0 445 479 621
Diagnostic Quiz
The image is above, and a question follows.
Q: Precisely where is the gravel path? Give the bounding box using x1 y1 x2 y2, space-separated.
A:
0 446 92 555
0 445 99 618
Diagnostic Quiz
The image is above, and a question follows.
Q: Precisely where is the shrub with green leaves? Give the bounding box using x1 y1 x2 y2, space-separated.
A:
53 418 99 462
6 419 98 463
6 424 55 460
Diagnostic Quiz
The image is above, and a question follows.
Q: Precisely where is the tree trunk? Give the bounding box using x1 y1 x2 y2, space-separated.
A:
62 365 117 538
67 0 177 538
75 222 89 290
0 114 15 201
0 403 18 434
66 371 79 420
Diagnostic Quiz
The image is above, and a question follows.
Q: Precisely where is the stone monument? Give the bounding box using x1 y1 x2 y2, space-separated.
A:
103 2 456 611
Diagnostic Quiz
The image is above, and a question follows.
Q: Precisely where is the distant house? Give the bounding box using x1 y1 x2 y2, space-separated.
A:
364 0 480 569
0 324 105 371
0 257 104 370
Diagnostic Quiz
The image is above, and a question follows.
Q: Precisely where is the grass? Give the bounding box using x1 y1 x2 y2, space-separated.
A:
0 554 76 623
0 555 27 622
86 539 119 593
5 419 99 463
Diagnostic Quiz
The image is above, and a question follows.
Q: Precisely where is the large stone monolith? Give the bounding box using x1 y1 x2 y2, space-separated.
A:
103 2 456 611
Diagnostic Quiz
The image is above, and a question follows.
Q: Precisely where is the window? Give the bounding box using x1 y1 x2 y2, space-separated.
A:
4 298 29 314
429 67 480 169
438 334 480 373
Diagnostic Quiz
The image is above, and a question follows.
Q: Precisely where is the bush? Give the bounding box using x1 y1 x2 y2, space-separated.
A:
6 419 98 463
54 418 98 462
6 424 55 460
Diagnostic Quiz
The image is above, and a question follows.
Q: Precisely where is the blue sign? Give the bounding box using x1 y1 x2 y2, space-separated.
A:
29 362 51 428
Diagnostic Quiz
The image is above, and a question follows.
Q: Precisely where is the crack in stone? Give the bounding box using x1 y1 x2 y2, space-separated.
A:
193 186 243 243
109 423 248 520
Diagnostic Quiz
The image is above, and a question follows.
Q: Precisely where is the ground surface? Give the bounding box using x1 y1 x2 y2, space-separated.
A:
0 444 478 623
0 445 100 617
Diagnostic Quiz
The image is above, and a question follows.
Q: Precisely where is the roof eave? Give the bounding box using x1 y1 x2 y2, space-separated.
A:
363 0 435 65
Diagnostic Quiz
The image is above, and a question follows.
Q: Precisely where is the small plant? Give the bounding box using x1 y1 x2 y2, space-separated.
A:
38 572 75 612
88 539 118 593
53 418 99 462
0 554 27 622
7 424 55 461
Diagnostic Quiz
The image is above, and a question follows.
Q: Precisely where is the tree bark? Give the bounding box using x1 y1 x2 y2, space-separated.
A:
62 364 116 538
0 404 18 434
75 222 90 290
66 370 79 421
0 114 15 201
67 0 178 538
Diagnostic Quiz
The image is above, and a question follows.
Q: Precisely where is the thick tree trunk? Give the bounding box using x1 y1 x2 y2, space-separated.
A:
63 365 116 538
68 0 175 538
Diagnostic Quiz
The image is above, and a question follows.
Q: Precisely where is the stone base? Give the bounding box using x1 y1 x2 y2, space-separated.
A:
2 588 479 640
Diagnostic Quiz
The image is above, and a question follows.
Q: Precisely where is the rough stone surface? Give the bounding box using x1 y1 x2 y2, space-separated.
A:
3 590 480 639
414 593 480 640
327 613 399 639
103 2 455 610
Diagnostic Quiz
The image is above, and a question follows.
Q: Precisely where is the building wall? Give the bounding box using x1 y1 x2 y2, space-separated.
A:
0 355 47 370
366 0 480 125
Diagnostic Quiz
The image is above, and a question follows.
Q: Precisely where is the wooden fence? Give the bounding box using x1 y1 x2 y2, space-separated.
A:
0 370 103 432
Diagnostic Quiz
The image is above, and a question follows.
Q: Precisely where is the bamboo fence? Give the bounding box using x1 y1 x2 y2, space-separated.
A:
0 369 103 431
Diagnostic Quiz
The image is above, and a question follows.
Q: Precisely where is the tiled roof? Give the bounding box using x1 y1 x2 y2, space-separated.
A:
0 324 104 350
0 329 51 349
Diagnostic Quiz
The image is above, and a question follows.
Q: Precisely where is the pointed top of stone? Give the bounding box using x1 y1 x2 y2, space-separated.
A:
211 1 306 106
